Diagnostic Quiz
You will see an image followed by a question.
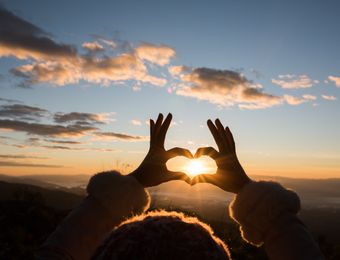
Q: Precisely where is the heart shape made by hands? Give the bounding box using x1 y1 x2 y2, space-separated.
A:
167 152 217 179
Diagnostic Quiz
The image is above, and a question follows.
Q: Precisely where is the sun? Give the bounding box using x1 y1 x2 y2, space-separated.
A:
186 159 206 177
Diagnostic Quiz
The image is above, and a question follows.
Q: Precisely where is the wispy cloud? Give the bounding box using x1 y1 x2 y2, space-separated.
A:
82 41 104 52
173 67 282 109
328 76 340 87
0 119 97 137
321 95 337 101
53 112 107 124
0 7 172 88
272 74 316 89
43 139 83 145
40 145 115 152
94 131 148 141
283 95 306 105
0 161 63 168
130 119 142 126
302 94 317 100
0 97 22 103
0 104 48 120
0 154 48 159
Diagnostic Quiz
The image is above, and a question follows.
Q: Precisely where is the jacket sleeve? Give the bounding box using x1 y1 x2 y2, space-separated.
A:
36 171 150 260
229 181 324 260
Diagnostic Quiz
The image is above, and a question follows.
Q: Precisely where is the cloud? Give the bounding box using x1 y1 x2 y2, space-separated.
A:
328 76 340 87
174 67 282 109
0 161 63 168
0 7 77 61
321 95 337 101
43 139 83 145
40 145 115 152
82 41 104 52
0 154 47 159
54 112 106 124
302 94 317 100
11 61 80 86
130 119 142 126
99 39 117 49
272 74 315 89
0 104 48 120
0 119 97 137
94 131 148 141
168 66 190 77
135 43 176 66
80 53 167 86
283 95 306 105
1 7 171 88
0 97 22 103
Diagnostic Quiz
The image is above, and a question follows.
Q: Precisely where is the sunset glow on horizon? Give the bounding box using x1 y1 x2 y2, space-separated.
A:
0 1 339 179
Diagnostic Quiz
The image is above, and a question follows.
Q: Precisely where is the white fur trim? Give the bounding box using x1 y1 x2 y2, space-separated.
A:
87 171 150 219
229 181 300 246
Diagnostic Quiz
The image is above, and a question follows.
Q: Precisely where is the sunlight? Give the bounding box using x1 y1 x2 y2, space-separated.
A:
186 159 206 177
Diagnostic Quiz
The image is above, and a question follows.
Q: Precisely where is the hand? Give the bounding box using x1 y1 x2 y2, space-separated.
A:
130 113 193 187
191 119 251 193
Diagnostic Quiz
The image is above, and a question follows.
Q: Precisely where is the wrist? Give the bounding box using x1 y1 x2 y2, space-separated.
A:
128 168 145 187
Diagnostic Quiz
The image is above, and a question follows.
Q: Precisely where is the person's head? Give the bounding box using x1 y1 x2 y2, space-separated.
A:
93 210 230 260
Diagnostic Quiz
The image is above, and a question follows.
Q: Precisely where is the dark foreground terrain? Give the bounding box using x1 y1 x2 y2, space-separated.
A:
0 174 340 259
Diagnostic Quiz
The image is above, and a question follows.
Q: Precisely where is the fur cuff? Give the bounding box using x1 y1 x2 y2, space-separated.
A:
229 181 300 246
87 171 150 219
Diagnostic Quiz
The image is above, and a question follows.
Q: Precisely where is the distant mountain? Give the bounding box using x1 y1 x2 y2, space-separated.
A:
0 174 86 195
1 173 340 208
0 181 84 210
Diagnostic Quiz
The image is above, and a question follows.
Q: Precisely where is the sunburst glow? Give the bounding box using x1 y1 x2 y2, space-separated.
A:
186 159 206 177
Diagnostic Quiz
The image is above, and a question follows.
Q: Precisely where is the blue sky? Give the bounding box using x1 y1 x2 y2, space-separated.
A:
0 0 339 178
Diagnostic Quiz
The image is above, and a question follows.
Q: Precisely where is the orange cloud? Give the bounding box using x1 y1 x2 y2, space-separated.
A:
302 94 317 100
283 95 306 105
328 76 340 87
1 7 170 88
175 67 282 109
135 43 176 66
82 41 104 52
272 74 315 89
321 95 337 101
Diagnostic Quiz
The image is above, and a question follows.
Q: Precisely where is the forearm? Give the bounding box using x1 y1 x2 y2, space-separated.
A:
264 213 324 260
229 181 324 260
36 171 150 260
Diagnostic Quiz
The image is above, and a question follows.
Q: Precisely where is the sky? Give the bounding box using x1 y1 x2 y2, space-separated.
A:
0 0 339 178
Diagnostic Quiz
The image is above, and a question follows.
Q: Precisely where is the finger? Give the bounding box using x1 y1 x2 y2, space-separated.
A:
194 146 219 159
164 171 191 184
207 119 224 151
166 147 193 159
153 113 164 137
191 174 218 186
215 119 229 151
150 119 155 144
225 126 236 152
158 113 172 145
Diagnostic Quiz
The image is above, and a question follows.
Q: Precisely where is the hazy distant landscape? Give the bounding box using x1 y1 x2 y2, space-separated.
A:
0 173 340 258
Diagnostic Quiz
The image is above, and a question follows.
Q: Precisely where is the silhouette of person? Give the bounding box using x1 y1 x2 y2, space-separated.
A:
36 113 324 260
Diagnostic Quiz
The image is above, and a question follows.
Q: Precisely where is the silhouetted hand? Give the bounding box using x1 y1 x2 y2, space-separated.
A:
130 113 193 187
191 119 251 193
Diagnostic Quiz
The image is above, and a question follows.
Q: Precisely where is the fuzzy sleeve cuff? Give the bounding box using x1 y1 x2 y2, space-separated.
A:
229 181 301 246
87 171 150 219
